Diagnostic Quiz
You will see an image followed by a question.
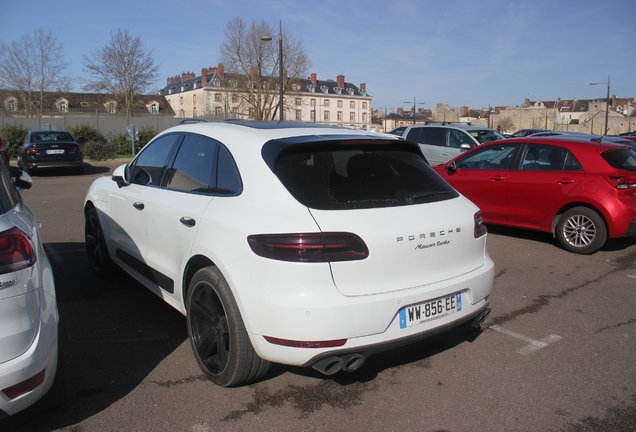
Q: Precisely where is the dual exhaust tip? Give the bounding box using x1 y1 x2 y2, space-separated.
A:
312 352 365 376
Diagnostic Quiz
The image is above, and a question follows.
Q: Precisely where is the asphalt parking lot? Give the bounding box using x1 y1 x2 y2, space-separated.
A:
2 159 636 432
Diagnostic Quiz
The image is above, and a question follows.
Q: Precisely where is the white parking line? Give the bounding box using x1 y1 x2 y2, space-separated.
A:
490 325 562 355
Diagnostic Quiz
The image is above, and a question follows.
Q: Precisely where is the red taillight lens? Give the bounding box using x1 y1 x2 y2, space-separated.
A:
247 232 369 262
474 211 487 238
2 369 46 399
604 174 636 190
263 336 347 348
26 148 36 154
0 227 37 274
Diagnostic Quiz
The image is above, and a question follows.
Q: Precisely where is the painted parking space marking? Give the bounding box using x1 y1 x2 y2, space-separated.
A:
491 325 562 355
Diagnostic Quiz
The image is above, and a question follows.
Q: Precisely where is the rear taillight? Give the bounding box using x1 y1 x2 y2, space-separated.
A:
0 227 37 274
604 174 636 190
474 211 487 238
247 232 369 262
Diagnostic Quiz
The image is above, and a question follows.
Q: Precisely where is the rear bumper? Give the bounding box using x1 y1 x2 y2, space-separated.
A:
243 257 495 367
26 160 83 170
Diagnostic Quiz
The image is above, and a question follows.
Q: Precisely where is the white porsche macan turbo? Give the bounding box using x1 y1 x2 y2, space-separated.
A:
84 120 494 386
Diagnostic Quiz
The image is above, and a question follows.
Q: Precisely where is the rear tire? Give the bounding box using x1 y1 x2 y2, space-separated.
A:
85 207 114 276
186 266 270 387
556 207 606 254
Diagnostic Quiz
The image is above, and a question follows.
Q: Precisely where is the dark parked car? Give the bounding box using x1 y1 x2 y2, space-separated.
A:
17 128 83 175
510 129 549 137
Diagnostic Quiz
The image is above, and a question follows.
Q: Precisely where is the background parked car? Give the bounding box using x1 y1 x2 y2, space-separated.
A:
84 120 494 387
403 123 504 165
388 126 407 136
510 128 550 137
17 127 84 175
433 136 636 254
0 158 58 417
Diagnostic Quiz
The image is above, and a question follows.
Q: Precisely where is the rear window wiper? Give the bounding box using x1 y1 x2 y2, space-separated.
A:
405 191 452 204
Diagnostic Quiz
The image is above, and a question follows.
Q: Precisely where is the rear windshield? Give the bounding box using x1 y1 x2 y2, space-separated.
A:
30 132 74 143
601 148 636 171
275 145 458 210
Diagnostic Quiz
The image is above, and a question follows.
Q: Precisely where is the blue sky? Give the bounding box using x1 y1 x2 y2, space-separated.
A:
2 0 635 111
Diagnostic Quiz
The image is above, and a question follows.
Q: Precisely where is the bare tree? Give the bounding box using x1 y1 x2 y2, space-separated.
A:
220 18 311 120
0 28 71 115
83 28 160 116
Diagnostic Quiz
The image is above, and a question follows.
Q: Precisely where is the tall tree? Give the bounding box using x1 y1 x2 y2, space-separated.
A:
220 18 311 120
83 28 160 116
0 28 71 115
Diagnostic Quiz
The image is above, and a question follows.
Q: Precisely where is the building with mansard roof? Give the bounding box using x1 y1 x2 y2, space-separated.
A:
157 64 373 129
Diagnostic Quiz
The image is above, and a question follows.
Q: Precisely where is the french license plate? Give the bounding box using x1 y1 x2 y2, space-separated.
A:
399 292 462 329
46 149 64 154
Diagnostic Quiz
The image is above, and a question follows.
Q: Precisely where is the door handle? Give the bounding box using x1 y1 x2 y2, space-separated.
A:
133 202 145 210
490 175 506 181
180 217 196 227
557 179 575 184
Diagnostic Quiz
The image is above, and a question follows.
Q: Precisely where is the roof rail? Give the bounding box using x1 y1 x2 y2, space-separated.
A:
176 118 208 125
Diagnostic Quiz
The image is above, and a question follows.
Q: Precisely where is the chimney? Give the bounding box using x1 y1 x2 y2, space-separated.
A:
524 97 530 106
337 75 345 88
398 107 404 115
201 68 209 86
310 72 317 85
360 83 366 91
217 63 224 79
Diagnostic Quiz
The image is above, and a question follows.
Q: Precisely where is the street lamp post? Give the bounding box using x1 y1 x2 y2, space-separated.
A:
403 98 424 125
589 75 610 135
261 21 284 121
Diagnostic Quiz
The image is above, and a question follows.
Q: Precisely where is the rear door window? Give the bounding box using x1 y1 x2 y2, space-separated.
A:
275 144 458 210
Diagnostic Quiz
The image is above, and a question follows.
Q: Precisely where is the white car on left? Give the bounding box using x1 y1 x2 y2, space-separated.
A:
0 159 58 418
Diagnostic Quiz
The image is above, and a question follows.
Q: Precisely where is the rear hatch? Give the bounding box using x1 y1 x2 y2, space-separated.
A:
270 138 487 296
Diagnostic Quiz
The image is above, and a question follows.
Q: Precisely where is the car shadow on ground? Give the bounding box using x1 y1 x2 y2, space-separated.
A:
486 224 636 253
1 241 188 432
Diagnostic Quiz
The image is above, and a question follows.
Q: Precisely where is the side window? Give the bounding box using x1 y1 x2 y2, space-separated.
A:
448 130 472 148
130 134 181 186
405 128 422 143
166 135 218 193
216 145 242 195
419 128 447 146
521 145 580 171
458 144 520 170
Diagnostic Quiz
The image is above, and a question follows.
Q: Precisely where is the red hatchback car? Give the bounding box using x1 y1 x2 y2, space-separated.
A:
433 136 636 254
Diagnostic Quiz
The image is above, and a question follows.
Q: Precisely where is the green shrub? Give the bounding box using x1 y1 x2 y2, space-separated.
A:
137 127 158 148
84 140 116 161
0 124 28 158
69 124 107 147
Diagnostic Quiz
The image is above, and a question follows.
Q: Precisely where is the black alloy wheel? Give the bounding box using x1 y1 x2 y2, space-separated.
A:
84 207 114 276
186 267 270 387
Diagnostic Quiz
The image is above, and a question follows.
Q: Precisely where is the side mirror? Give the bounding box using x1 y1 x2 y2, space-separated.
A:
460 143 472 150
13 169 33 190
111 164 130 188
448 161 458 172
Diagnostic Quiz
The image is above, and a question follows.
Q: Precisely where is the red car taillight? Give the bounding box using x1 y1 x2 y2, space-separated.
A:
0 227 37 274
247 232 369 262
474 211 487 238
604 175 636 190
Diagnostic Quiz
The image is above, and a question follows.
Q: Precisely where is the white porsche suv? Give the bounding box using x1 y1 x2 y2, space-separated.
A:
84 120 494 386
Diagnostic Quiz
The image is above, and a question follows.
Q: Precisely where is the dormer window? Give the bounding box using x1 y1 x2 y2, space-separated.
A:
320 85 329 94
81 101 89 107
212 78 221 87
307 84 316 93
59 102 67 112
7 99 16 111
346 88 354 95
334 87 341 94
